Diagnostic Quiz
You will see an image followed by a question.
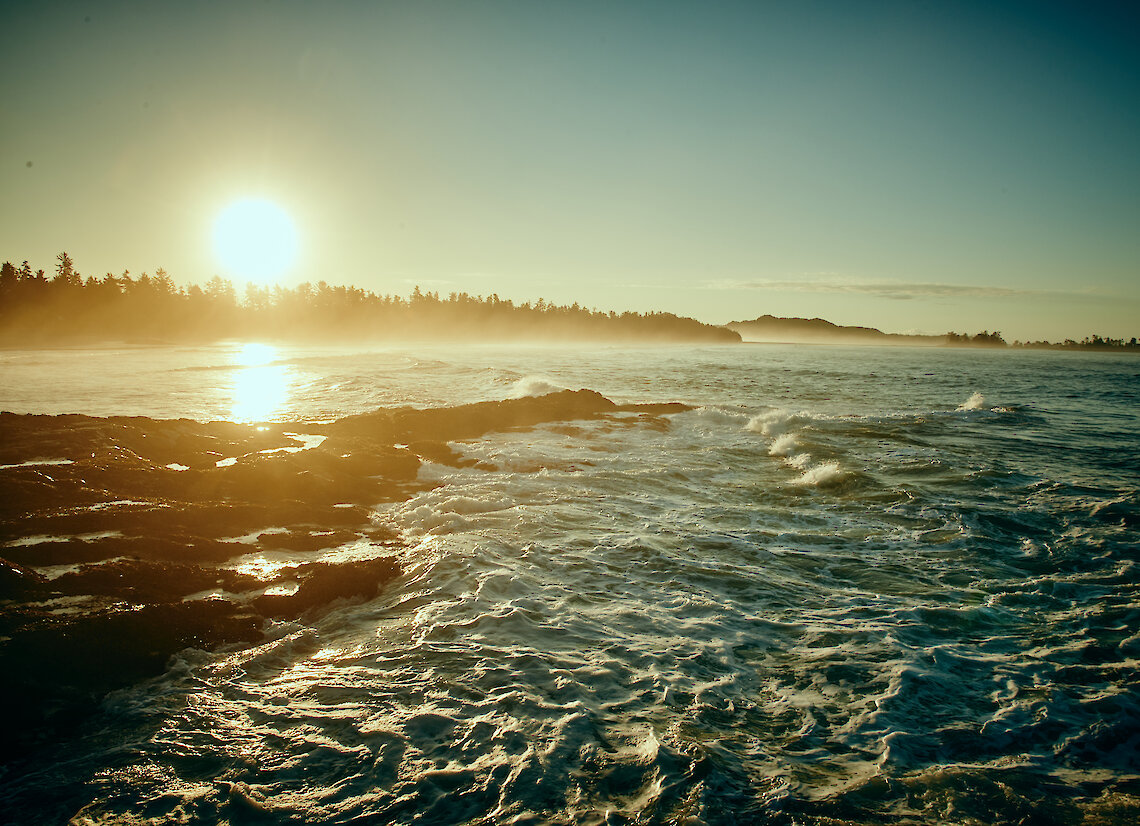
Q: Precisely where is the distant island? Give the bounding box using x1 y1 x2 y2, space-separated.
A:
729 315 1139 352
728 315 947 346
2 254 1135 350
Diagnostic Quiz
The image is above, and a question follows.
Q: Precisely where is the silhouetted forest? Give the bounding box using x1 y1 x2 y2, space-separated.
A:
0 254 740 345
4 255 1136 350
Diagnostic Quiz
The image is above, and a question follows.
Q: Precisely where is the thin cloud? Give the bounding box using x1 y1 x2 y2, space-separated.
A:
709 279 1091 300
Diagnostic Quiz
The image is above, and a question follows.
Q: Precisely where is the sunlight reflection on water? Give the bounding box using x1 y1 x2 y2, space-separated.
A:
231 343 290 422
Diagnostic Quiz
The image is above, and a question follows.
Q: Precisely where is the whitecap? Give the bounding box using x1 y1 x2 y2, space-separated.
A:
768 433 799 457
691 406 750 426
509 376 566 398
957 391 986 411
746 409 796 436
791 460 846 487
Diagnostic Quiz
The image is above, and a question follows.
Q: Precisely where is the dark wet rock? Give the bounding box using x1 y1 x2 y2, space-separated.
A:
3 500 384 548
195 445 421 506
257 528 359 552
0 390 692 764
1 535 245 567
0 557 49 600
614 402 693 416
326 388 621 442
254 556 401 618
407 440 478 467
326 390 693 446
0 412 289 469
0 599 264 757
361 523 402 544
0 465 108 518
398 388 619 440
50 559 261 603
2 600 264 685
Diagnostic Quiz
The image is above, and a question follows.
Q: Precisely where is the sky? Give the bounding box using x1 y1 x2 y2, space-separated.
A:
2 0 1138 342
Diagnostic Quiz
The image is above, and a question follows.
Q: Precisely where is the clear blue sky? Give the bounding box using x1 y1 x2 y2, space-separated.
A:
2 0 1137 341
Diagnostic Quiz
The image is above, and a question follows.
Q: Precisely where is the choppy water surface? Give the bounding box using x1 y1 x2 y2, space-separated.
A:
3 343 1139 824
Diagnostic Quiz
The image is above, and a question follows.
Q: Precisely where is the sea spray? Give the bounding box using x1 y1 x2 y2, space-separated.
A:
746 408 797 436
791 459 846 487
510 375 566 398
957 391 986 411
768 433 799 457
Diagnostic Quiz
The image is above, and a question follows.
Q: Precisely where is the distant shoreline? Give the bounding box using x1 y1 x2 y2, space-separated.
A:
727 315 1140 353
3 257 1136 350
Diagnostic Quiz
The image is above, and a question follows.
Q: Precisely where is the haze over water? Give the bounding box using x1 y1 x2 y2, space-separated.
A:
2 343 1138 824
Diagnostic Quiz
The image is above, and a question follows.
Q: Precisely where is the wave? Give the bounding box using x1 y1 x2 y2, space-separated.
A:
4 349 1138 824
957 390 987 411
746 408 800 436
691 406 751 427
791 459 847 487
768 432 799 457
393 492 520 535
741 408 852 486
509 375 567 398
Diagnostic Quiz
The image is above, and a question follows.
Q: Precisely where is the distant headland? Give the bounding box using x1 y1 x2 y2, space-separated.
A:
729 315 1139 352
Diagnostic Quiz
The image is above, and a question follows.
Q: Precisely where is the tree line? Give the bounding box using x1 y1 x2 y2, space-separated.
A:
947 330 1140 350
0 254 740 345
3 253 1135 350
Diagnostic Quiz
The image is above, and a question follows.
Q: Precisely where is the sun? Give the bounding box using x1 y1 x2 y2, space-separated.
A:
212 199 299 284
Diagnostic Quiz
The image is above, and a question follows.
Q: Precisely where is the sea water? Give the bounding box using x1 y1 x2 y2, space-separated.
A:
1 343 1138 824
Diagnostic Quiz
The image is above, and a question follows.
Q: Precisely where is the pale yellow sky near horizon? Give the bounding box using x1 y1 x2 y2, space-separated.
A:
2 1 1138 342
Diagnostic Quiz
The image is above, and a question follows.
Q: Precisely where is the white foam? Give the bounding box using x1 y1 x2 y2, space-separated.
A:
768 433 799 457
692 407 750 426
746 409 796 437
0 458 74 470
791 460 846 487
257 433 328 456
389 489 521 535
436 494 516 515
509 376 566 398
957 391 986 411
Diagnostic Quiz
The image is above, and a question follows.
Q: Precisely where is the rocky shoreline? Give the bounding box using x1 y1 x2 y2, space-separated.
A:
0 390 688 764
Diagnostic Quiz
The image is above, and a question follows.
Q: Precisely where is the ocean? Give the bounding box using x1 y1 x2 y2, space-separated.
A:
1 342 1138 824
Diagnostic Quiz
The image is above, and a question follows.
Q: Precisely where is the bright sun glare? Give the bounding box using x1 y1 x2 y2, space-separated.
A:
212 199 298 284
232 342 288 422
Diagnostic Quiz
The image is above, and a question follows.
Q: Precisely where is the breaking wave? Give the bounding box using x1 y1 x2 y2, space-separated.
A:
509 375 567 398
958 390 987 410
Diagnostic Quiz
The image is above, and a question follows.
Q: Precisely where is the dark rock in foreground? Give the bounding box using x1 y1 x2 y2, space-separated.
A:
0 389 691 766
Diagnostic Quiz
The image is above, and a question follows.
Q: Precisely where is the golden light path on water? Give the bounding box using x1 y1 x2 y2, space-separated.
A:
231 342 289 422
